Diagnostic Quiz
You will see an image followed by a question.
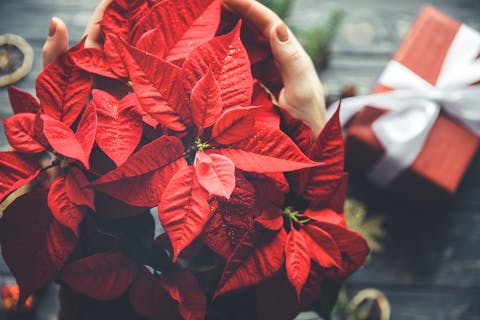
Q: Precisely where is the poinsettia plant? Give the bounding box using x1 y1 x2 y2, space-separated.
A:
0 0 368 319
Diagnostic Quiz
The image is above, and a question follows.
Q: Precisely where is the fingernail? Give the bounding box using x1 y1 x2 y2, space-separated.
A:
48 18 57 37
275 23 289 43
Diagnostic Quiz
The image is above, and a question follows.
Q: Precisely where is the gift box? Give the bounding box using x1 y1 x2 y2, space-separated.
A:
341 6 480 207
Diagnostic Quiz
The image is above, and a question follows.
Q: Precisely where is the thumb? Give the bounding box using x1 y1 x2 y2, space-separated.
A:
42 17 68 68
269 23 315 86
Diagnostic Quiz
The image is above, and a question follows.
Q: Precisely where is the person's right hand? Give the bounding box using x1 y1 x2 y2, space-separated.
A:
224 0 327 138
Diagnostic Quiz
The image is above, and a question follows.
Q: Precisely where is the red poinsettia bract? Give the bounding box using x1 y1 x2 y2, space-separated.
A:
0 0 368 319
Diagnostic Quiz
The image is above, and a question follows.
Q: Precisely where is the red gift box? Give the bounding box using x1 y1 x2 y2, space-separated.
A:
342 6 480 207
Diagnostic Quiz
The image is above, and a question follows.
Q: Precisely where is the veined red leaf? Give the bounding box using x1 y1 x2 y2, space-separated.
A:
76 99 97 166
281 111 313 154
201 172 255 258
211 106 259 145
129 267 181 320
101 0 150 77
182 22 253 111
306 173 348 212
190 70 222 132
160 270 207 320
302 107 346 199
48 176 86 238
305 209 369 278
302 224 342 269
41 115 90 169
61 253 139 300
195 152 235 199
134 0 221 52
114 37 186 131
36 47 91 127
157 166 211 261
136 0 221 64
3 113 46 153
70 46 117 78
0 190 76 303
7 86 40 114
101 0 149 43
214 224 286 298
0 152 39 202
255 210 284 231
285 226 311 299
65 167 94 210
218 124 319 173
136 27 167 59
91 90 142 166
251 81 280 128
93 136 186 207
251 176 286 209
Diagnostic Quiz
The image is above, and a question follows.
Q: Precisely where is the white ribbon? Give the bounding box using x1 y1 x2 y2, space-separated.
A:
328 24 480 187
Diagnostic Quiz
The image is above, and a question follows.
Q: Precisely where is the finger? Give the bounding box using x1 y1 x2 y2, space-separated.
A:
269 23 316 84
42 17 69 68
271 24 326 136
84 0 112 48
223 0 282 37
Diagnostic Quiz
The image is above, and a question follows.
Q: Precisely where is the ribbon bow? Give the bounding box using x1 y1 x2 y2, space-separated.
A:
329 24 480 186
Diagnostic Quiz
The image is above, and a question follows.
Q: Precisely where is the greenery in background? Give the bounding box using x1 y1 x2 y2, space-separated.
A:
344 199 385 256
259 0 345 70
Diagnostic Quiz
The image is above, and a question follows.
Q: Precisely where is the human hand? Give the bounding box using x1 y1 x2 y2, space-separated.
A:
42 0 111 67
41 0 326 137
224 0 327 138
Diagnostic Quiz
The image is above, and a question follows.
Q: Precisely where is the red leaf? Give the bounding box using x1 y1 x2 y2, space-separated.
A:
214 225 286 298
160 270 207 320
91 90 143 166
61 253 139 300
190 70 222 132
182 22 253 111
115 37 186 131
135 0 221 64
308 173 348 213
195 152 235 199
201 172 255 258
302 223 342 269
48 176 86 237
3 113 46 153
101 0 150 77
251 81 280 128
285 226 311 299
0 190 76 302
76 99 97 166
305 209 369 278
0 151 40 202
93 136 186 207
36 47 91 127
302 107 345 200
65 167 94 210
256 210 284 231
41 115 90 169
70 46 117 79
157 166 211 261
211 106 259 145
129 267 181 320
7 86 40 114
218 124 319 173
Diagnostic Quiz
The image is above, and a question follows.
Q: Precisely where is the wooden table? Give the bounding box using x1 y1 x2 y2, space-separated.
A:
0 0 479 319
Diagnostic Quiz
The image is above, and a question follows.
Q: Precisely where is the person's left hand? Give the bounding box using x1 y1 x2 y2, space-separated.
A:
42 0 111 67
